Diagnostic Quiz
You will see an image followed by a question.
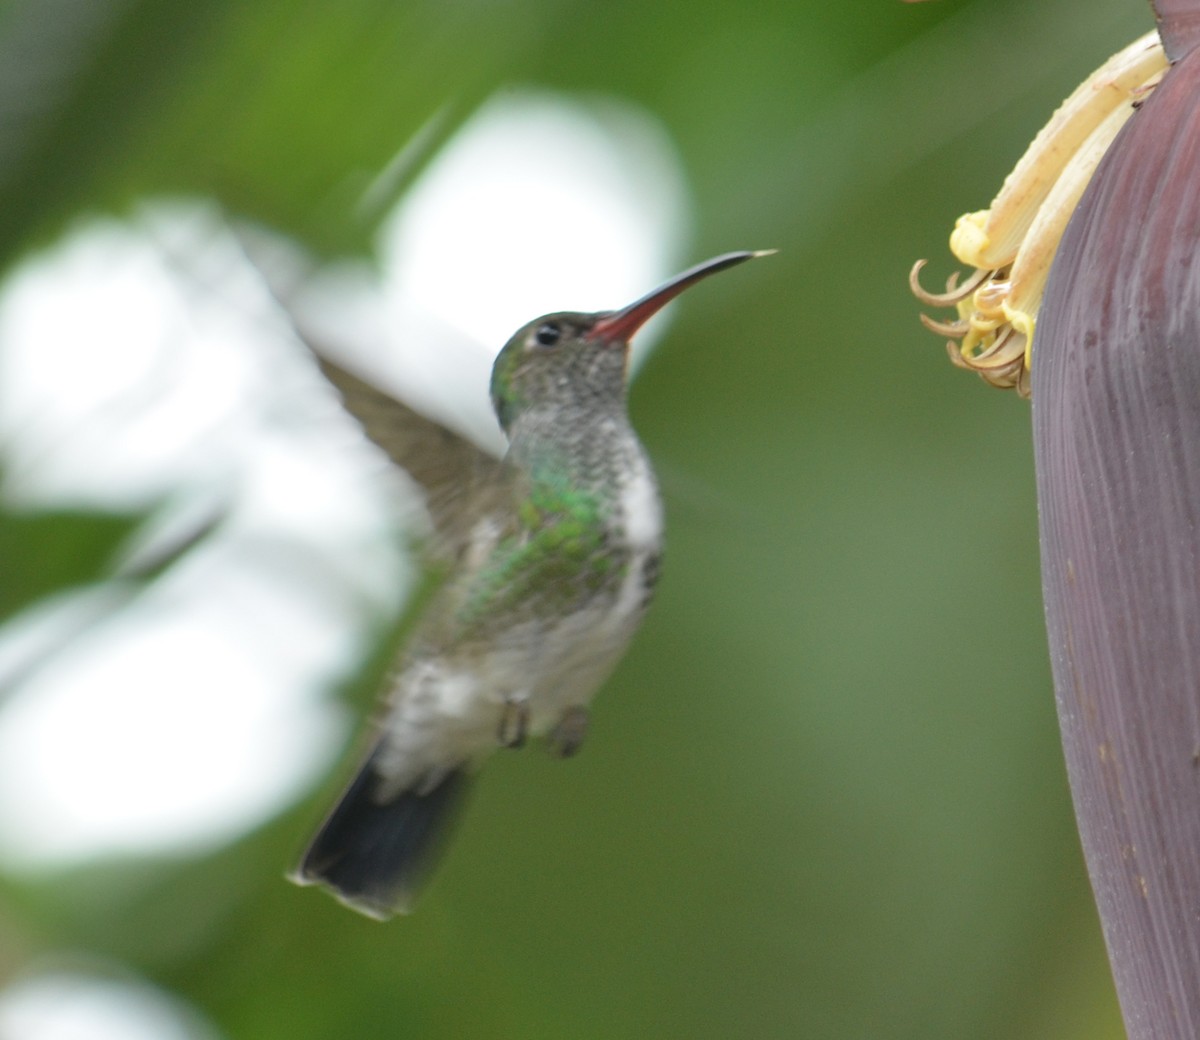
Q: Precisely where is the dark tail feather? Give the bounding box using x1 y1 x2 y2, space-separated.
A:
292 748 469 920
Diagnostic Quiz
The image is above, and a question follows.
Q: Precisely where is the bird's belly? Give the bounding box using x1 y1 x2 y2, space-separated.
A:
375 544 656 793
485 590 644 727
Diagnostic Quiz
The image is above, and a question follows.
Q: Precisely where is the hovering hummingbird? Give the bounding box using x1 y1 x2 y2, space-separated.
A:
292 250 772 918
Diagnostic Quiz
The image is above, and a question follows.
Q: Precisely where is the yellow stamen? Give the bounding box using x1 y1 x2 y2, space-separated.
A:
951 31 1166 272
913 30 1168 397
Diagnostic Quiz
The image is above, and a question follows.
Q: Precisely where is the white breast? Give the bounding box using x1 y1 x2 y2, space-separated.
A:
618 449 663 550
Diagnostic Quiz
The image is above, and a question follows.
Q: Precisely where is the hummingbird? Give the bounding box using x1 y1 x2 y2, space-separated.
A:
292 250 771 919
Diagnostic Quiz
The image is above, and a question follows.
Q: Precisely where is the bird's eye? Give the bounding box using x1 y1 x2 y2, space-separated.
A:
533 322 561 347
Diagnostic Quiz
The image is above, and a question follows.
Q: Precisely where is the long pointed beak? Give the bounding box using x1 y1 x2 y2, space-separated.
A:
588 250 775 342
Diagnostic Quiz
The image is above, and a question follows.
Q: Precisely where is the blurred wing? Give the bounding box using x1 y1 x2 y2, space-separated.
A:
237 237 510 557
311 351 511 559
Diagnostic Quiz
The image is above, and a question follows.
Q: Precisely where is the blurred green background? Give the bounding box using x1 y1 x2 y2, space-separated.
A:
0 0 1151 1037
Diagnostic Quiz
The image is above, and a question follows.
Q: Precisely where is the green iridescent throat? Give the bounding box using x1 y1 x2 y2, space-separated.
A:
456 467 620 631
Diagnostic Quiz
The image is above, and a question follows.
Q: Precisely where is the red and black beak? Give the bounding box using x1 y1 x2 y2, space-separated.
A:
588 250 774 343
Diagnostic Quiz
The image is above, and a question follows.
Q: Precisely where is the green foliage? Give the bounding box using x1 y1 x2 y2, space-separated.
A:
0 501 137 625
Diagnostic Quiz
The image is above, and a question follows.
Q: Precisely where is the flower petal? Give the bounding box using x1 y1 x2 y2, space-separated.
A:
1035 46 1200 1039
1152 0 1200 61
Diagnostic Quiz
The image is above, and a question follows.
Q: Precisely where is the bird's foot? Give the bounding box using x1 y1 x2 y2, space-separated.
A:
497 698 530 748
548 706 588 758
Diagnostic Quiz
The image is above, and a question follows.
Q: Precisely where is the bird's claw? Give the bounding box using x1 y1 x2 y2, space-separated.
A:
549 706 588 758
498 698 530 748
